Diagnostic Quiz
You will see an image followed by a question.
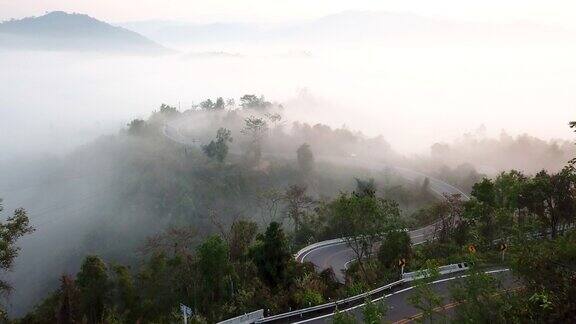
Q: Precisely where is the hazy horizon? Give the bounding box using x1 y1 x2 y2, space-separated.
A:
2 3 576 319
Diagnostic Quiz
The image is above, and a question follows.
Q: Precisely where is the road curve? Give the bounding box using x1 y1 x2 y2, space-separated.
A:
162 121 471 282
299 166 469 282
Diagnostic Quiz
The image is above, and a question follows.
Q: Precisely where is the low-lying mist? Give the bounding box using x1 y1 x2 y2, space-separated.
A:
2 36 576 158
2 22 576 316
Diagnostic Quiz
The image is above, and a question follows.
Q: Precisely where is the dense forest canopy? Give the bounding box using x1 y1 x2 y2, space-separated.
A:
1 95 574 321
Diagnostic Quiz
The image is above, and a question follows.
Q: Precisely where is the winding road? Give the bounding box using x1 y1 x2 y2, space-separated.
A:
163 120 505 323
297 167 470 282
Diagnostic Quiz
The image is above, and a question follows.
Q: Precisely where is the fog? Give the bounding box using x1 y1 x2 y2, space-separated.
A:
1 11 576 317
2 37 575 158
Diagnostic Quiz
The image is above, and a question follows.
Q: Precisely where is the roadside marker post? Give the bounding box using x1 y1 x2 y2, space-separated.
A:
499 242 508 261
399 258 406 276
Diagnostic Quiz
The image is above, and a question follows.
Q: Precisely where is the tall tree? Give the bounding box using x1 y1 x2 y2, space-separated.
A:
76 255 110 323
284 185 314 232
227 220 258 262
202 128 233 163
196 236 233 306
378 230 412 269
240 94 271 110
296 143 315 176
57 275 81 324
519 168 576 238
241 116 268 165
0 200 34 297
250 222 291 288
329 193 402 281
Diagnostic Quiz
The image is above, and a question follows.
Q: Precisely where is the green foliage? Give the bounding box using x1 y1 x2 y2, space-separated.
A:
202 127 233 163
250 222 291 288
354 178 376 198
450 270 515 323
333 308 358 324
0 201 33 296
510 231 576 322
378 230 412 269
159 103 179 117
407 260 444 323
295 289 324 308
228 220 258 262
76 255 111 323
327 191 403 283
240 94 272 110
197 236 233 306
199 97 226 111
362 298 387 324
241 116 268 164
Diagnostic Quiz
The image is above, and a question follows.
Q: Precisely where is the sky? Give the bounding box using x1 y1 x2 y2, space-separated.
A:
1 0 576 28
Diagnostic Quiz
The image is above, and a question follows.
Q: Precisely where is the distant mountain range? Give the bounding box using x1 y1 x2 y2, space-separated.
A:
122 10 571 46
0 11 167 54
0 10 571 54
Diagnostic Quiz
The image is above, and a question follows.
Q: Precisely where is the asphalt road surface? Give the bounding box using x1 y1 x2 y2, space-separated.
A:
294 269 514 323
300 166 469 282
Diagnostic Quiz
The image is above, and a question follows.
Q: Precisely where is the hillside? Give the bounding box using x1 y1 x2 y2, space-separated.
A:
0 11 168 54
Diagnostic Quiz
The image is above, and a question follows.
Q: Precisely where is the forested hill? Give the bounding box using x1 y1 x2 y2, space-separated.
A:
2 97 433 316
0 11 167 54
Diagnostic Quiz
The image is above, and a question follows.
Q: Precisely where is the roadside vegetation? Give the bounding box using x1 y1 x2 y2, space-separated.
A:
2 97 575 323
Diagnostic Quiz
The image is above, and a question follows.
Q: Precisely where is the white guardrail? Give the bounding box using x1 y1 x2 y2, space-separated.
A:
294 238 347 262
217 262 470 324
402 262 469 282
217 309 265 324
255 279 405 323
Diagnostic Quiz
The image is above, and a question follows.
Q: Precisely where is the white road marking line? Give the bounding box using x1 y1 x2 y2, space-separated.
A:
292 269 510 324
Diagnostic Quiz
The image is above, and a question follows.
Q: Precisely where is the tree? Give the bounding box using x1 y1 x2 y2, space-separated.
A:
450 269 512 323
362 298 387 323
354 178 376 198
250 222 291 287
241 116 268 165
378 230 412 269
202 128 233 163
199 99 215 110
159 103 179 117
110 265 137 321
76 255 110 323
329 193 402 281
215 97 225 110
254 189 284 224
240 94 271 110
297 143 315 176
332 308 357 324
434 194 466 245
407 261 444 323
141 226 197 257
0 200 34 297
570 121 576 165
228 220 258 262
519 168 576 238
196 236 233 306
284 185 314 232
126 119 147 136
56 275 81 324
